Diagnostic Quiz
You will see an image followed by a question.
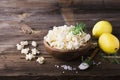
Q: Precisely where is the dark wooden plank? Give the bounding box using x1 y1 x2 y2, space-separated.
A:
0 0 120 14
0 0 120 80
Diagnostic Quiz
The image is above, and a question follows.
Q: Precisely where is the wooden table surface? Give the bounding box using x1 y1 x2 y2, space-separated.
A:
0 0 120 80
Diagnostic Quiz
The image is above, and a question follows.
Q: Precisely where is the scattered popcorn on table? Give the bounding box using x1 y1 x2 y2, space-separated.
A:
16 44 24 50
31 41 37 47
31 48 40 55
36 57 45 64
16 40 45 65
26 53 35 61
20 41 28 46
21 48 29 55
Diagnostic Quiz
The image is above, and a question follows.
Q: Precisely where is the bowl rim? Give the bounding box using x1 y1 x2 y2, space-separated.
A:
43 39 91 53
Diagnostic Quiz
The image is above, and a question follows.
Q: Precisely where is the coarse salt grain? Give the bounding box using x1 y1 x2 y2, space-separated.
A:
72 68 77 70
75 71 78 74
55 65 59 68
61 65 75 71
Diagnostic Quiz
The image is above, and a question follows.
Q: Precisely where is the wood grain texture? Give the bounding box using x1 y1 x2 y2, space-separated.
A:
0 0 120 80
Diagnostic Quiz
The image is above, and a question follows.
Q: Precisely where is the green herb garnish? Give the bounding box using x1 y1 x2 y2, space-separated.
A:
69 23 86 35
83 57 93 65
100 51 120 64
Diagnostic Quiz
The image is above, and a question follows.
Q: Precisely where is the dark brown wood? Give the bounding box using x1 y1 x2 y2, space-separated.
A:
0 0 120 80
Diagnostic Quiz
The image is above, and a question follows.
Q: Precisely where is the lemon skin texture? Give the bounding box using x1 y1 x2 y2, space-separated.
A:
98 33 119 54
92 21 112 38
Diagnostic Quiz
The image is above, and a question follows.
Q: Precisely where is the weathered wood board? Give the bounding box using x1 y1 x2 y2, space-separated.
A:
0 0 120 80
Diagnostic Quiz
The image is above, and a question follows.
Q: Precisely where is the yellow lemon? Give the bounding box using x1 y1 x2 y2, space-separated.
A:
99 33 119 54
92 21 112 38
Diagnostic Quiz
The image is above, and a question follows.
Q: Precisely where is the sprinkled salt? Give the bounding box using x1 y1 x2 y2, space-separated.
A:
60 65 76 71
62 71 65 74
63 65 68 70
75 71 78 74
72 68 77 70
67 66 73 71
55 65 59 68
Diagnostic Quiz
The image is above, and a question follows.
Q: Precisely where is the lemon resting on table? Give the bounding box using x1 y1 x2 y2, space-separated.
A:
98 33 119 54
92 20 112 38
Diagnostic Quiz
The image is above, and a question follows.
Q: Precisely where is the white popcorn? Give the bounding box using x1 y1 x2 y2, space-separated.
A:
84 34 91 42
72 37 77 42
66 42 73 49
36 57 45 64
16 40 44 64
57 41 64 49
53 26 58 31
16 44 24 50
21 48 29 54
26 53 35 61
50 42 57 47
57 33 64 42
31 48 40 55
73 42 80 49
44 25 91 50
20 41 28 46
66 33 72 41
31 41 37 47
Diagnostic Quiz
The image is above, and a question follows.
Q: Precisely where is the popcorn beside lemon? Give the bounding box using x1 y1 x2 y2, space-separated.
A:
92 21 119 54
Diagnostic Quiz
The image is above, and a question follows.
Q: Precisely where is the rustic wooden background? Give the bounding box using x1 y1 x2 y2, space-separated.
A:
0 0 120 80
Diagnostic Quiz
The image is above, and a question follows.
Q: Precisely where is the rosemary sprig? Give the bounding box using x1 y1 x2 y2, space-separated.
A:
69 23 86 35
100 51 120 64
84 57 93 66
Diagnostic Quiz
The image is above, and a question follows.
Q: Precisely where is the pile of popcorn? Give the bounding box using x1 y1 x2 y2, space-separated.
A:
44 25 91 50
16 41 45 64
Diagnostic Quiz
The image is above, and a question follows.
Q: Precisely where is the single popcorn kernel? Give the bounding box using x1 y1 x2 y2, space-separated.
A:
16 44 24 50
26 53 35 61
31 48 40 55
20 41 29 46
21 48 30 54
36 57 45 64
31 41 37 47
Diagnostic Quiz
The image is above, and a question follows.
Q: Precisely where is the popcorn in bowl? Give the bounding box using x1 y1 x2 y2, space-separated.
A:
44 24 91 50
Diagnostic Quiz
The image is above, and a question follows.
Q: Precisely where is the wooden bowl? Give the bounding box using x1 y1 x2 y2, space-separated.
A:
43 39 91 61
